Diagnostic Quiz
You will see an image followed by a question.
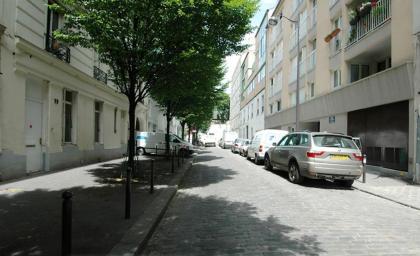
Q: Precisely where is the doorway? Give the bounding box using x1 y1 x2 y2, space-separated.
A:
25 80 44 173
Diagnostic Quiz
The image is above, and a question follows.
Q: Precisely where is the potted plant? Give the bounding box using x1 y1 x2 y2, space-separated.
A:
371 5 384 18
359 2 372 17
349 9 360 26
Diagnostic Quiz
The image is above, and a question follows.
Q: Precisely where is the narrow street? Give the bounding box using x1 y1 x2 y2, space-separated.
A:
143 148 420 256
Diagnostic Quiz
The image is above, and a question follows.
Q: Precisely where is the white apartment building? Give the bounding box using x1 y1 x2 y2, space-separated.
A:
0 0 150 181
265 0 417 177
236 10 272 140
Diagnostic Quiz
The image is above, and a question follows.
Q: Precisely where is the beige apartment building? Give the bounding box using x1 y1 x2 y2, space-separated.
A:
0 0 151 181
264 0 417 177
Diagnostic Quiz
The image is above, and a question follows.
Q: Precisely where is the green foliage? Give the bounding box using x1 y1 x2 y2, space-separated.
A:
215 91 230 123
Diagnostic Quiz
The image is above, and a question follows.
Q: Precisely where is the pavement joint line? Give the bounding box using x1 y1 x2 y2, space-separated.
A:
352 186 420 211
107 157 194 256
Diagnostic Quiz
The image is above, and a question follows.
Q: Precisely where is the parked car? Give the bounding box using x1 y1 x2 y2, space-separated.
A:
264 132 363 187
201 133 216 147
220 131 238 149
231 138 246 154
136 132 194 155
247 129 289 164
239 139 251 157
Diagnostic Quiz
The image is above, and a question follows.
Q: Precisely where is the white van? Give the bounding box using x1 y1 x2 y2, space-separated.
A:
220 131 238 149
136 132 194 155
247 129 288 164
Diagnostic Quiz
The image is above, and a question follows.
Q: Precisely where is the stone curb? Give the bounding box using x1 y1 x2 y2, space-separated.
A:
107 158 194 256
352 185 420 211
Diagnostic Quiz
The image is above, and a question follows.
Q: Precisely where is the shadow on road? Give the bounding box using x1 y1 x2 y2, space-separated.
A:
180 164 237 189
143 193 325 255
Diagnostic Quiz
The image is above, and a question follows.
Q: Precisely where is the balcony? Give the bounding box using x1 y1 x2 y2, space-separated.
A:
45 34 70 63
94 66 108 84
347 0 391 47
306 50 316 72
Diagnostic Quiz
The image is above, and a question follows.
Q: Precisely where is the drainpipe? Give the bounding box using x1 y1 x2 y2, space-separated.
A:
414 33 420 184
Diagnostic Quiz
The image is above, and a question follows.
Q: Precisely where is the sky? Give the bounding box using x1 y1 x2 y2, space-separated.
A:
223 0 278 93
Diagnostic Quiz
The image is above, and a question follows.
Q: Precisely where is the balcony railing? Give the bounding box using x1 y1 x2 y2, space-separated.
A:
307 50 316 72
347 0 391 46
94 66 108 84
307 7 317 31
45 34 70 63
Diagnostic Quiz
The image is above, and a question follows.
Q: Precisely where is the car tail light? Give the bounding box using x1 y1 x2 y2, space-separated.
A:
353 153 364 161
259 145 263 152
306 151 324 158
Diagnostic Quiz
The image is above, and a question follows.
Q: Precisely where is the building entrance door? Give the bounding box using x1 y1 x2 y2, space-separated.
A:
25 82 44 173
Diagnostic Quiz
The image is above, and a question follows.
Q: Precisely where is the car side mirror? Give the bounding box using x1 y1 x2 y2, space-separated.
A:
272 142 277 146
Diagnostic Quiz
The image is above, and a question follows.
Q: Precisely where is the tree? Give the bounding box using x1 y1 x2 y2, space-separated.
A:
215 90 230 123
52 0 257 219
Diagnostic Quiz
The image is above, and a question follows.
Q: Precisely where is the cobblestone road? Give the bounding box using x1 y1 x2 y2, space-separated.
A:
142 148 420 256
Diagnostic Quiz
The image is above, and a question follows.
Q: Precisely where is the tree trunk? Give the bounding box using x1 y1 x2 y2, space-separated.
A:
126 99 136 219
165 103 171 156
181 121 186 140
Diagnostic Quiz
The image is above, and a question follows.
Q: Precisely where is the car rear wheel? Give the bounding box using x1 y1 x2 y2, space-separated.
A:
264 155 273 171
288 162 304 184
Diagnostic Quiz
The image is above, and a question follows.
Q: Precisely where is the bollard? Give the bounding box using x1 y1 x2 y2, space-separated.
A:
155 145 158 156
150 159 154 194
171 149 175 173
177 148 180 167
362 154 367 183
125 166 132 219
62 191 73 256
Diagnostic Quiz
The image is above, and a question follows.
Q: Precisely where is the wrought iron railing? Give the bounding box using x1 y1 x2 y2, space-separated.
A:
93 66 108 84
45 34 70 63
347 0 391 46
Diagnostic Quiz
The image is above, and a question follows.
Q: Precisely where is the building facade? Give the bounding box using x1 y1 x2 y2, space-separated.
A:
0 0 151 181
264 0 416 176
237 10 272 140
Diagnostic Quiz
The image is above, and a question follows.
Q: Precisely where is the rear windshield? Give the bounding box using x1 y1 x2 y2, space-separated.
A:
312 135 358 149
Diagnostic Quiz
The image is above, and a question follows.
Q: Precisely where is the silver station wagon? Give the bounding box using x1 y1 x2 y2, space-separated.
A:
264 132 363 187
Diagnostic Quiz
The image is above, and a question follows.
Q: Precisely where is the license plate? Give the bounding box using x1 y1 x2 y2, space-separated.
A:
330 155 349 160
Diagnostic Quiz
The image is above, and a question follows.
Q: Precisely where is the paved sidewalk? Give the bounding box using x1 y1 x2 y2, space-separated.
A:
0 153 190 255
353 167 420 210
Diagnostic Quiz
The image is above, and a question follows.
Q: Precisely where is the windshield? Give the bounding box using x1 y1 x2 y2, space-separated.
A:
313 135 358 149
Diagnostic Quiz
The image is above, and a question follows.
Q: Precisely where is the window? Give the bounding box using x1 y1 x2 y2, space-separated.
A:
333 69 341 88
278 135 289 146
350 64 370 83
332 17 342 52
270 78 274 97
270 104 273 114
94 101 103 143
113 107 118 134
257 99 260 116
309 83 315 98
277 101 281 112
251 103 253 119
285 134 299 146
261 95 264 113
299 134 309 146
63 90 75 143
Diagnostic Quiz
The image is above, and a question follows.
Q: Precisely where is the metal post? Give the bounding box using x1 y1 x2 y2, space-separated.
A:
150 159 154 194
171 149 175 173
155 145 158 156
62 191 73 256
295 18 300 132
362 154 367 183
125 166 131 219
177 147 180 167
